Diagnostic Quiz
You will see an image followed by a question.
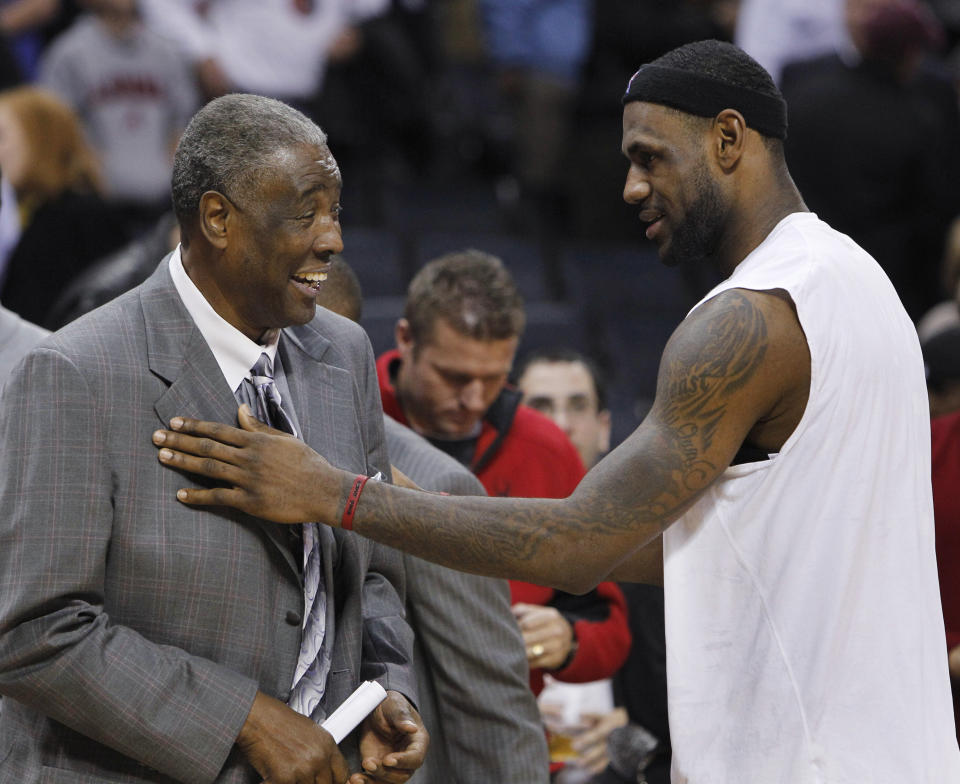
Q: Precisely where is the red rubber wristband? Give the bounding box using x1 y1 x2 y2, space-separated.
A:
341 474 370 531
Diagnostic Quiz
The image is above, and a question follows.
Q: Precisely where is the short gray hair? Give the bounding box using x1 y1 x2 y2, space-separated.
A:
171 93 328 228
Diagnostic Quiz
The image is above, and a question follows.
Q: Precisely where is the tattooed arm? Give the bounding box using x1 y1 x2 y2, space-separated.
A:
153 288 810 591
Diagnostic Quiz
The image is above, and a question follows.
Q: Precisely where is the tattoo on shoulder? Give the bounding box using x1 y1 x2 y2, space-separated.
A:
661 289 767 465
502 293 771 558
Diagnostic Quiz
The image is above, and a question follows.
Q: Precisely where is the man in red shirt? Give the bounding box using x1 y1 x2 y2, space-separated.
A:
378 250 630 772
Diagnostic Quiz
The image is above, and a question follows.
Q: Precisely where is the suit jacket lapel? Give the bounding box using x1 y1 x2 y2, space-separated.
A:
278 328 358 612
279 325 370 472
140 257 302 582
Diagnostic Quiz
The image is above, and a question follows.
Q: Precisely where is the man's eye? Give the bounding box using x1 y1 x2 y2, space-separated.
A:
440 371 471 386
299 212 315 222
332 204 343 219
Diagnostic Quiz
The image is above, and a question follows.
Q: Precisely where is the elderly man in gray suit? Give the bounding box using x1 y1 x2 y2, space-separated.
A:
317 259 550 783
0 95 426 784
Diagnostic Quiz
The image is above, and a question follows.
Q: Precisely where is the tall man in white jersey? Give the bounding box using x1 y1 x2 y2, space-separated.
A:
153 40 960 781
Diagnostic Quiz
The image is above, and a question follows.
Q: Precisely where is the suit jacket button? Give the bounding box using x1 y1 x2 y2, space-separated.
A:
285 610 302 626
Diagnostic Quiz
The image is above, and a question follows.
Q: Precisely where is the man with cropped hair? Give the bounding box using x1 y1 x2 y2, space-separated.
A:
375 251 630 728
516 347 611 470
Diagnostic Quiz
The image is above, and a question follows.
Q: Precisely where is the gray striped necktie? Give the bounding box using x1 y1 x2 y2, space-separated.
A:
236 353 330 719
240 353 298 437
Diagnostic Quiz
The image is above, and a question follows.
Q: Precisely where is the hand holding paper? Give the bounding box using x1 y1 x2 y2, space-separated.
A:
352 690 429 784
321 681 388 744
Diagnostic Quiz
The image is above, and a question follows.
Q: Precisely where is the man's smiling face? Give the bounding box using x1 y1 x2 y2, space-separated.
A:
217 142 344 341
621 101 729 268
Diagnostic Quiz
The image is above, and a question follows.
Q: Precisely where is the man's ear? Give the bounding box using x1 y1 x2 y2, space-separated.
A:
198 190 233 250
713 109 746 171
395 318 416 360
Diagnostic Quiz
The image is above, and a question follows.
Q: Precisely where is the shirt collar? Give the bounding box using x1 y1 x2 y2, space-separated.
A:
169 246 279 393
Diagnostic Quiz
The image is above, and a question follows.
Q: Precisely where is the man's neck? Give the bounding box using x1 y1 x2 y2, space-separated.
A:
718 184 807 278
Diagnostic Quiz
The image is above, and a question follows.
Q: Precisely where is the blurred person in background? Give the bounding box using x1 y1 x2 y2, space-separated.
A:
734 0 848 85
309 0 443 225
932 399 960 744
922 324 960 418
561 0 730 244
781 0 960 321
0 86 126 327
517 348 611 470
139 0 389 108
39 0 198 238
918 214 960 341
478 0 592 233
376 251 631 780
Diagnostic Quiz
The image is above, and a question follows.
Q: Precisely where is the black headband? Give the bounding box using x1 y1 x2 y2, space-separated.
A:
622 64 788 140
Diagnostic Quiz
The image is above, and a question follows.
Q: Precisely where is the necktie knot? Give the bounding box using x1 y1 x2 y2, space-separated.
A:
242 352 298 437
251 352 274 383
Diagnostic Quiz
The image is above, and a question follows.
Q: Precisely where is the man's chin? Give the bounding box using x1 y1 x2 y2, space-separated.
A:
431 418 481 441
657 241 683 268
286 303 319 326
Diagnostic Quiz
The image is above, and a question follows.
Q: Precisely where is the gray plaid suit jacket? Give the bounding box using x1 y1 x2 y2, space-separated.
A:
383 417 549 784
0 258 416 784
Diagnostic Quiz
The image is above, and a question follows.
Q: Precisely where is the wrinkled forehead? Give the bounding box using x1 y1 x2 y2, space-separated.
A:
268 142 343 192
310 145 341 184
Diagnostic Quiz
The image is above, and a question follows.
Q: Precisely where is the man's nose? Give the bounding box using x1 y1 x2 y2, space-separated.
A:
314 219 344 255
460 379 487 412
554 408 573 434
623 167 651 204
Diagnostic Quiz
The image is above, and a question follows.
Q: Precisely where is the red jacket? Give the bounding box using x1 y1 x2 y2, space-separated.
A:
377 350 632 694
932 410 960 741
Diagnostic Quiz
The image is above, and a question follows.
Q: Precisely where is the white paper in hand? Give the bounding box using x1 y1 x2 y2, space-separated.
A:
320 680 388 743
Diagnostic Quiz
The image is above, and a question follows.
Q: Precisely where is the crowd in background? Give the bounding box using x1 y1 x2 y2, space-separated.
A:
2 0 960 780
2 0 960 426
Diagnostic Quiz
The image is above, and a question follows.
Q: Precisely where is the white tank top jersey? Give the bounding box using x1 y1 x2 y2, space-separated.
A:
662 213 960 783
